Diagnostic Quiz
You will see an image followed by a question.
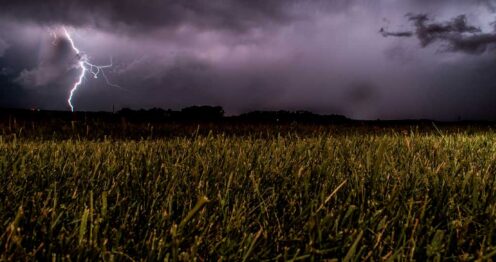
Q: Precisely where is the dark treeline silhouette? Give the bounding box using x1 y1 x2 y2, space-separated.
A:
238 110 349 124
0 106 351 124
118 106 225 122
0 106 495 140
3 105 496 125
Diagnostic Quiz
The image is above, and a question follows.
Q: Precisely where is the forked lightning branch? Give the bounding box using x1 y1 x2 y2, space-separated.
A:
63 28 119 112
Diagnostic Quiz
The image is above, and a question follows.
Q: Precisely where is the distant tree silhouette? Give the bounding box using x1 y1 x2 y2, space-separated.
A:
0 106 354 124
116 106 224 122
239 110 349 124
180 106 224 121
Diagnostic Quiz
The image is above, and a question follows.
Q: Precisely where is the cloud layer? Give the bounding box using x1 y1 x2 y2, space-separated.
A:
0 0 321 33
1 0 496 120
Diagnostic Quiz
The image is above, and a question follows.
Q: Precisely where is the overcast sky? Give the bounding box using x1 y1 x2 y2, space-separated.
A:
1 0 496 120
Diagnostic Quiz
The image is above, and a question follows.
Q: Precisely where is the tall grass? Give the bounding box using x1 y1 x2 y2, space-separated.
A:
1 132 496 260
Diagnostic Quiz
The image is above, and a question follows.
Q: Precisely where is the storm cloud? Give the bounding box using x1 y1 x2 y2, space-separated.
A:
1 0 496 119
0 38 8 57
0 0 339 33
382 13 496 54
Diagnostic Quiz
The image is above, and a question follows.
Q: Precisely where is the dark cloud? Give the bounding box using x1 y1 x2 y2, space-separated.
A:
409 14 481 46
1 1 496 119
0 0 307 33
15 33 77 88
0 38 8 57
345 82 379 104
382 14 496 54
380 29 413 38
0 62 34 108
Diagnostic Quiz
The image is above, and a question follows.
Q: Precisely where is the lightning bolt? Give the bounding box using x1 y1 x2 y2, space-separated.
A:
63 28 120 112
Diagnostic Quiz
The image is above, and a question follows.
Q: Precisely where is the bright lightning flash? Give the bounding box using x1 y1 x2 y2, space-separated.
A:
63 28 119 112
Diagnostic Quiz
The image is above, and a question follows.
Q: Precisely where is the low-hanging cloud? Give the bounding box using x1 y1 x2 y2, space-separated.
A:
382 14 496 54
380 29 413 38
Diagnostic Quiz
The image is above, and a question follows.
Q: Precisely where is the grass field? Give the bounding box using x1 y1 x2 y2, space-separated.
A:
1 129 496 260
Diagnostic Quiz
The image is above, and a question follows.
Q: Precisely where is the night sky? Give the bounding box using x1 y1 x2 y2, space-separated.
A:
1 0 496 120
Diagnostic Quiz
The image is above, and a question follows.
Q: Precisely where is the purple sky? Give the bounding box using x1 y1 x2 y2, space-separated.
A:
1 0 496 120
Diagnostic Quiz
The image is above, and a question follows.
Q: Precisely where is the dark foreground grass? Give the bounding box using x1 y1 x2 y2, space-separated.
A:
1 132 496 260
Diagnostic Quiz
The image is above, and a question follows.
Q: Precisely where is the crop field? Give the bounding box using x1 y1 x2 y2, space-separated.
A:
1 125 496 260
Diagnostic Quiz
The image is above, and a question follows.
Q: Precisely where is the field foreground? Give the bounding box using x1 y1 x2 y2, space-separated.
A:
1 132 496 260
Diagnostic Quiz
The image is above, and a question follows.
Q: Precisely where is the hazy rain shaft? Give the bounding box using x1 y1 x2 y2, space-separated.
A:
1 0 496 120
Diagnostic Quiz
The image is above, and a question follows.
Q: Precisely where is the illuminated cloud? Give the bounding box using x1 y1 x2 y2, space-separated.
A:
1 0 496 119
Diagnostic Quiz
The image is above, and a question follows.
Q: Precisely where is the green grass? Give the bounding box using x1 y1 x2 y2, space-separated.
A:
1 131 496 260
